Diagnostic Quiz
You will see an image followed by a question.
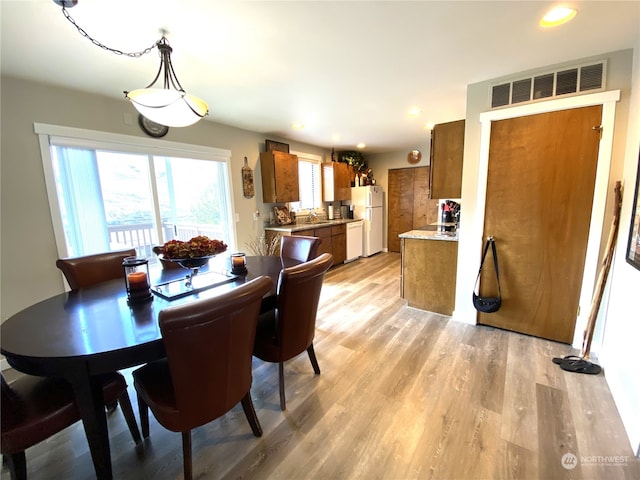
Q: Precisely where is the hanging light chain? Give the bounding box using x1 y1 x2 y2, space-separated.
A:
60 5 158 58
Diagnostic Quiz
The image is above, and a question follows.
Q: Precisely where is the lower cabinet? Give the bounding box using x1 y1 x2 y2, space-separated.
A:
293 224 345 265
401 238 458 315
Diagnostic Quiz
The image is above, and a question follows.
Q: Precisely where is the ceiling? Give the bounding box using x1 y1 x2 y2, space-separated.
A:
1 1 638 153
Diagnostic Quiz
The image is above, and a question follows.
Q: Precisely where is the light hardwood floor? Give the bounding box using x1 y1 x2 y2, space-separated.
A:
2 252 638 480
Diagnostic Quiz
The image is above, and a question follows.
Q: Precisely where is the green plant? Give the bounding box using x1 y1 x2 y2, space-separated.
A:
339 151 367 172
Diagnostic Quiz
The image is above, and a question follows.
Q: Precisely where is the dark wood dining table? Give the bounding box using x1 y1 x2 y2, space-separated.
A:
1 255 293 480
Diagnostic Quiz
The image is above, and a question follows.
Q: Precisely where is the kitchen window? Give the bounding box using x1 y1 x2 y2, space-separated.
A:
290 151 322 212
36 124 236 262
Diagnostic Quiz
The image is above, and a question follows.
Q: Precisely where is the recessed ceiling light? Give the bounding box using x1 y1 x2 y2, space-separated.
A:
332 133 341 142
424 122 435 130
356 143 366 149
407 107 421 117
291 122 305 130
540 6 577 27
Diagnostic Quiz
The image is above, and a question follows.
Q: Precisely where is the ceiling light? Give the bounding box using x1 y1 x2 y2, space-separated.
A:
291 122 305 130
540 6 577 27
407 107 422 117
54 0 208 127
356 143 366 149
424 122 435 130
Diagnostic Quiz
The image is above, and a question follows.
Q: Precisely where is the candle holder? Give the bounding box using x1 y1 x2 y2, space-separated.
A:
123 256 153 305
230 252 247 275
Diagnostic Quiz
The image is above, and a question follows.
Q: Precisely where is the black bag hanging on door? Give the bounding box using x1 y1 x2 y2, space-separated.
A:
473 236 502 313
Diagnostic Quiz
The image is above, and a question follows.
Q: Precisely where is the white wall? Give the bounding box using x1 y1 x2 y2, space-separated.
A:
599 44 640 456
0 76 328 322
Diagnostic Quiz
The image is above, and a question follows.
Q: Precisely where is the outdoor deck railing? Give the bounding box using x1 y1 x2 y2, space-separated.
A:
108 222 225 260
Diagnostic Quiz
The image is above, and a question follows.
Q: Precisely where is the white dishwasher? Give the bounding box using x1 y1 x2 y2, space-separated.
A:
345 220 364 262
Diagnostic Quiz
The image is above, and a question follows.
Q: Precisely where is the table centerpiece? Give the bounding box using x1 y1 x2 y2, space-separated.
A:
156 236 228 286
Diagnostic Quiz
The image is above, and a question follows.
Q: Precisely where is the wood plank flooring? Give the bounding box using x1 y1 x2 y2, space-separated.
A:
2 252 638 480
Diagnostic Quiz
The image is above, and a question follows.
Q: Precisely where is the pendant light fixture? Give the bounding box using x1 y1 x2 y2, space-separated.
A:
53 0 208 127
124 37 209 127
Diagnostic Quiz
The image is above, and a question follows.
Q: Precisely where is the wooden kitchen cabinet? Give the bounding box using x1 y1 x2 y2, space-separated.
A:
429 119 465 199
260 151 299 203
322 162 351 201
387 166 438 253
294 224 345 265
330 225 346 264
402 238 458 315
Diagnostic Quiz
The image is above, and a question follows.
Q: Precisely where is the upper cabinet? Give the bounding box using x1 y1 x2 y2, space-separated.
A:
322 162 351 201
429 119 465 199
260 151 299 203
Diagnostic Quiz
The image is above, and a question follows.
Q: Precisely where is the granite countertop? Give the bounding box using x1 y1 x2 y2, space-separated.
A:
399 230 459 242
264 218 361 233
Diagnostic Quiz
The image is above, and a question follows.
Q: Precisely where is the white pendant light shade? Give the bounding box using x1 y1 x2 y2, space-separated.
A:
126 88 209 127
54 2 209 128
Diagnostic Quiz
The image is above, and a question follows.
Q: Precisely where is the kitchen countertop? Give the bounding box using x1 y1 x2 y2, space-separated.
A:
399 230 459 242
264 218 361 233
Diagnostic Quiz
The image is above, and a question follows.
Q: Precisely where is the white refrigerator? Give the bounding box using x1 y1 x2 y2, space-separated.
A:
351 185 383 256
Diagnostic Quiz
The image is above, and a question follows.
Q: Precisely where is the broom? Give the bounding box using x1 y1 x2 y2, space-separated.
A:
553 181 622 374
581 180 623 358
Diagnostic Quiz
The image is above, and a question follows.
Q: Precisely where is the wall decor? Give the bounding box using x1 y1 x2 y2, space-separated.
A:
626 150 640 270
273 205 292 225
242 156 255 198
407 149 422 164
265 139 290 153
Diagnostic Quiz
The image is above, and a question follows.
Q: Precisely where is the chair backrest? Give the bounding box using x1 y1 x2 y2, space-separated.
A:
1 373 78 455
275 253 333 361
280 235 321 263
158 276 273 428
55 248 136 290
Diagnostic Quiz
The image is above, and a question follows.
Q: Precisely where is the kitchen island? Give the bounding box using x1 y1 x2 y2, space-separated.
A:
399 229 458 315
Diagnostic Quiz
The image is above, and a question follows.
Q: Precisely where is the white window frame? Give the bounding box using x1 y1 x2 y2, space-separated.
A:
290 150 323 213
34 123 237 259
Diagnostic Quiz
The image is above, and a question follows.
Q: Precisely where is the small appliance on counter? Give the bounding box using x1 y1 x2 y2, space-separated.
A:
438 200 460 232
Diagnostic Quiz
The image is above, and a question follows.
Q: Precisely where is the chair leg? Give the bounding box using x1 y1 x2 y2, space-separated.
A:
307 343 321 374
240 392 263 437
278 361 286 411
117 391 142 445
6 451 27 480
105 401 118 414
136 394 150 438
181 431 192 480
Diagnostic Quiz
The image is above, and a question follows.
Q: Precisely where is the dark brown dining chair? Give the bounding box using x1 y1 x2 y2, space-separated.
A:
279 235 321 263
55 248 139 416
253 253 333 410
55 248 136 290
132 276 273 480
1 372 141 480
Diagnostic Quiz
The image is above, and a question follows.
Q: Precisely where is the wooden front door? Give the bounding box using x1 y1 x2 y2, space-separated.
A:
478 105 602 343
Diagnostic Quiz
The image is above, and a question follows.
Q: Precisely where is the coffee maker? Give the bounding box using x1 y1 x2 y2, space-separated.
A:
439 200 460 232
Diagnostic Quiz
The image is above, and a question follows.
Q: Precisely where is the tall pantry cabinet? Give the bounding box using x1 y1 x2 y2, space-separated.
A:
387 166 438 252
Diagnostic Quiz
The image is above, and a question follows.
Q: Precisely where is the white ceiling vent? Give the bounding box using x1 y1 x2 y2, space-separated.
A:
490 60 606 108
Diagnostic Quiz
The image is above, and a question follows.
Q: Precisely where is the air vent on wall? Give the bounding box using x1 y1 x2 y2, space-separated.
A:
490 60 606 108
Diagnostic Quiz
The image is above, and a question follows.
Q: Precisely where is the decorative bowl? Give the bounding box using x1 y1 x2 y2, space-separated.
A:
158 254 214 270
